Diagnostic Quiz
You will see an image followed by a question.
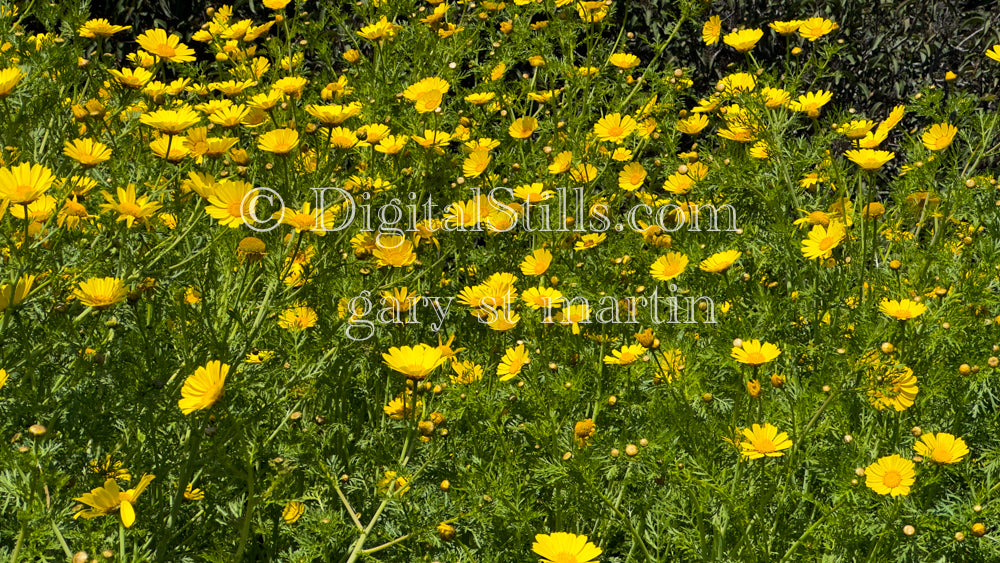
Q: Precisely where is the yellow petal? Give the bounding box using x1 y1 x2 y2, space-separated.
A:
120 500 135 527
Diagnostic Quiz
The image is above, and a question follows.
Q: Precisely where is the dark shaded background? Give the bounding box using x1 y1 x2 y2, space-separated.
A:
82 0 1000 117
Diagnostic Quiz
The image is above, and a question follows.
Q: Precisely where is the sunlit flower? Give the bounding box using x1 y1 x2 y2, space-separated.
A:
914 432 968 464
797 17 838 41
789 90 833 118
135 29 196 63
921 123 957 151
865 455 915 497
520 248 553 276
178 361 229 414
574 419 596 448
607 53 640 69
878 298 926 321
844 149 894 170
0 162 55 205
278 305 318 331
74 277 128 309
731 339 781 366
258 128 300 154
723 28 764 52
497 343 530 381
532 532 601 563
702 15 721 45
739 423 792 459
78 18 132 38
63 138 112 167
0 274 35 312
801 219 845 260
205 179 256 228
382 344 446 380
593 113 637 143
100 184 162 227
700 250 741 273
603 344 646 366
650 252 688 281
140 107 201 134
508 116 538 139
0 67 24 98
74 475 155 528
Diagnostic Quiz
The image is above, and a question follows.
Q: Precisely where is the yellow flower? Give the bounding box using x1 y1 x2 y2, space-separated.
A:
278 305 318 331
178 361 228 415
382 343 447 380
865 455 915 497
520 248 552 276
100 184 162 227
844 148 894 170
258 128 300 154
465 92 496 105
618 162 646 191
723 29 764 52
649 252 688 281
63 138 112 167
921 123 957 151
574 232 606 250
263 0 291 8
532 532 601 563
769 20 803 35
987 44 1000 63
184 483 205 501
77 19 132 38
702 15 721 45
739 423 792 459
508 116 538 139
357 16 402 41
282 501 305 524
573 419 596 448
462 149 491 178
607 53 640 69
593 113 637 143
450 360 483 384
700 250 741 273
74 475 155 528
603 344 646 366
74 277 127 309
731 339 781 366
0 274 35 312
140 107 201 134
0 162 55 205
878 298 927 321
497 343 530 381
797 17 838 41
377 471 411 496
108 67 153 89
373 235 417 267
305 102 362 125
837 120 876 139
205 179 255 228
914 432 968 464
135 29 196 63
0 67 24 98
788 90 833 118
800 219 845 260
403 76 450 113
676 114 709 135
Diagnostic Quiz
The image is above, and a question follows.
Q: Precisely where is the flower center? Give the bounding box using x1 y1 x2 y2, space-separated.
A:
932 446 952 463
745 352 767 365
754 438 775 453
607 125 624 138
118 202 143 217
554 553 579 563
818 236 837 251
882 470 902 488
